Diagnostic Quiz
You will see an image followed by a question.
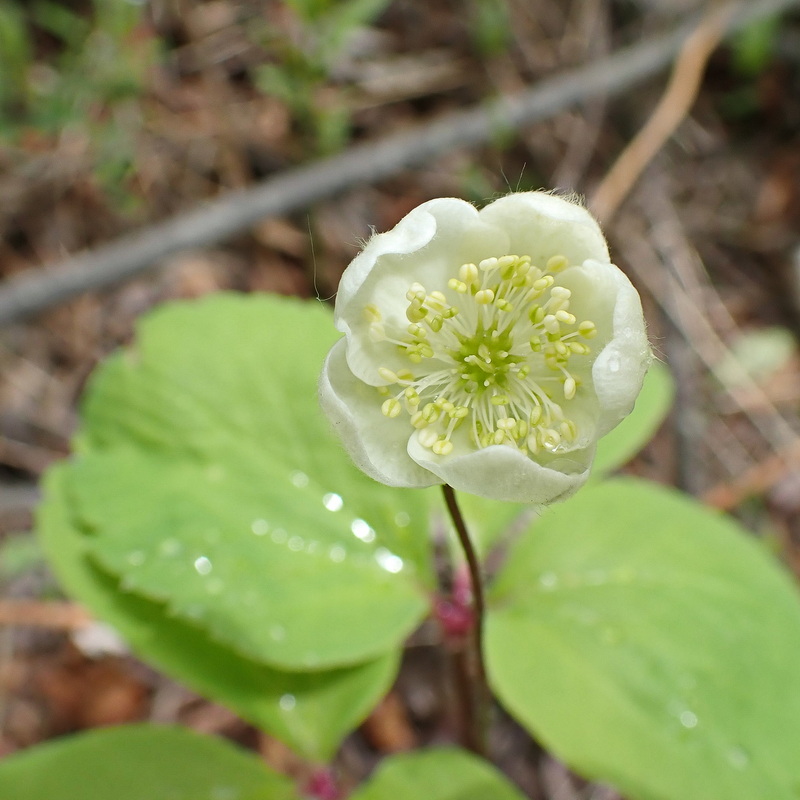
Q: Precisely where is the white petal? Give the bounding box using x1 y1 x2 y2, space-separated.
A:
319 339 439 488
478 192 609 267
592 274 651 436
408 435 593 504
335 198 509 385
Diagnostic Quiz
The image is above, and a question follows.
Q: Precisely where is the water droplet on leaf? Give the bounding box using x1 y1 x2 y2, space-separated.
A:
279 693 296 711
322 493 343 511
194 556 212 575
351 518 376 543
679 710 698 729
375 547 404 573
290 471 309 488
329 545 346 562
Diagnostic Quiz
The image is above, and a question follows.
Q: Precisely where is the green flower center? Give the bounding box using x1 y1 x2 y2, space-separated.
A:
365 254 597 457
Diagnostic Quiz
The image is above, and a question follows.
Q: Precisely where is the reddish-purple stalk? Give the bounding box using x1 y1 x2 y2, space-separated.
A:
442 484 490 756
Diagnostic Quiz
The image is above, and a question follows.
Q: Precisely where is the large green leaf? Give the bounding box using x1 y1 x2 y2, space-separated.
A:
0 724 298 800
38 466 399 761
486 479 800 800
349 749 526 800
62 294 433 670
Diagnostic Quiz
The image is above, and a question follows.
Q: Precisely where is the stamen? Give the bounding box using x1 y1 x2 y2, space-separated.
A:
364 252 595 457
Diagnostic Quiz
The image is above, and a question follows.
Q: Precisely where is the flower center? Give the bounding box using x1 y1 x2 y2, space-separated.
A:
365 254 597 457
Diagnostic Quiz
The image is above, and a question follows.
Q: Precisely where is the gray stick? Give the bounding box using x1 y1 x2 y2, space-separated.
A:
0 0 794 325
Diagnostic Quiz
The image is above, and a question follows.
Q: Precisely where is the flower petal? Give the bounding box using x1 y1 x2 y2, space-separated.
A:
319 339 439 488
335 198 509 385
408 434 593 504
478 192 609 267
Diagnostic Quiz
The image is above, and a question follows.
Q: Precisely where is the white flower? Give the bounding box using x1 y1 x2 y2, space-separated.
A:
319 192 649 504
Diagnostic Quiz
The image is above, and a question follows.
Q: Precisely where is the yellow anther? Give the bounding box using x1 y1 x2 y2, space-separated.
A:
479 257 498 271
527 433 540 453
555 310 576 325
407 323 427 338
432 439 454 456
563 376 577 400
579 321 597 338
382 398 402 418
428 291 448 309
560 420 578 440
406 282 426 301
429 314 444 332
491 394 510 406
378 367 400 383
530 406 543 425
369 322 386 341
496 298 514 312
569 342 591 355
497 417 517 431
448 278 468 293
450 406 469 419
406 303 427 323
547 255 568 272
410 411 427 428
422 403 439 422
543 315 560 335
404 387 420 407
492 429 506 445
475 289 495 305
459 263 479 284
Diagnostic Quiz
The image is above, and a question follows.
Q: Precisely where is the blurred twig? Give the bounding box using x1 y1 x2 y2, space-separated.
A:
589 2 738 223
0 0 797 325
0 600 91 630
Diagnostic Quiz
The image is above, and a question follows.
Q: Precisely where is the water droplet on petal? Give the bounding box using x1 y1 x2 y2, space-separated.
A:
351 518 376 543
279 693 296 711
375 547 404 573
322 493 343 512
288 536 304 552
127 551 145 566
394 511 411 527
291 471 309 488
608 355 621 373
679 710 699 729
251 519 269 536
329 545 346 563
194 556 212 575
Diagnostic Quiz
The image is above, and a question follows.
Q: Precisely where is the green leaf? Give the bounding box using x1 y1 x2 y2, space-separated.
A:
65 294 433 670
39 465 399 761
487 479 800 800
349 748 527 800
593 360 674 477
0 724 298 800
